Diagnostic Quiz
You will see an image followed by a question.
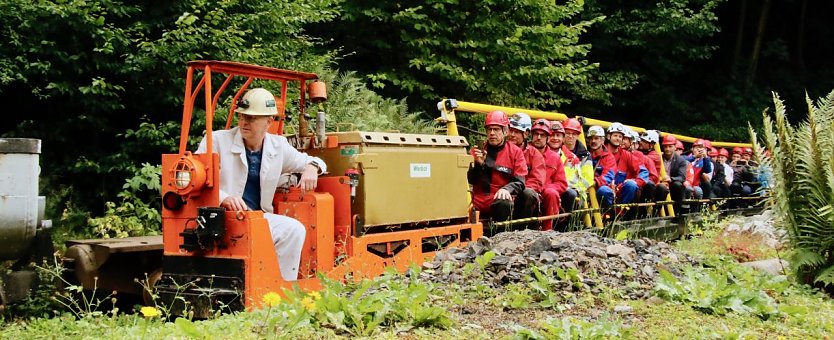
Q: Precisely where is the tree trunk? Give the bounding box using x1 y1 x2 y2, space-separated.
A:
746 0 772 88
732 0 747 80
797 0 808 76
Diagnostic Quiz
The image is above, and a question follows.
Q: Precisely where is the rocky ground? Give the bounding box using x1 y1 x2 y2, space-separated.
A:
408 211 790 334
421 230 696 299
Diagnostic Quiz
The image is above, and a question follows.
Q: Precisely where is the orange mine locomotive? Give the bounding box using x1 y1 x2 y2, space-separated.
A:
51 61 759 318
140 61 480 317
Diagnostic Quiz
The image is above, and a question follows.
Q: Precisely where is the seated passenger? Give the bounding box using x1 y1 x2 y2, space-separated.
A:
625 129 658 207
605 123 649 206
638 130 670 204
712 148 733 198
468 111 531 232
660 135 694 212
549 121 594 212
530 119 569 231
675 140 685 157
561 118 590 161
196 88 326 281
507 113 546 229
587 126 617 209
685 139 713 199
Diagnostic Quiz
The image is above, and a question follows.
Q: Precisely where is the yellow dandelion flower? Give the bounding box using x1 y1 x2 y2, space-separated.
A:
140 306 161 318
262 292 282 308
301 296 316 311
308 291 321 300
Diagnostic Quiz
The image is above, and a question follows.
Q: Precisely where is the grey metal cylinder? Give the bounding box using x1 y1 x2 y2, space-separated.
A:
0 138 42 260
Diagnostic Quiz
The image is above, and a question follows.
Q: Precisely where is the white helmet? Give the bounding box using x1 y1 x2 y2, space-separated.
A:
235 88 278 116
508 113 533 132
587 126 605 137
630 130 641 141
622 127 636 140
607 122 627 135
641 130 659 144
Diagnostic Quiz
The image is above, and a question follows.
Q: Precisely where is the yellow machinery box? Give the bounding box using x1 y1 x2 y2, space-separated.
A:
309 131 471 229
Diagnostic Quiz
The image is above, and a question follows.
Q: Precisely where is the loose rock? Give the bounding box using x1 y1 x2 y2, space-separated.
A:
423 230 694 299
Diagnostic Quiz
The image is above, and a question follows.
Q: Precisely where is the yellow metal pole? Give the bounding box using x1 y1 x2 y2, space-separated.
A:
454 101 570 121
573 117 603 228
653 142 675 217
437 102 460 136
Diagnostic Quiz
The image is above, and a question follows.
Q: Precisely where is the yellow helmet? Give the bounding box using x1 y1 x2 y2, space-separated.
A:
235 88 277 116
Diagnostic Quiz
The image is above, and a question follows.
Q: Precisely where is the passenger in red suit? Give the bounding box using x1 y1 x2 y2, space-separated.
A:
605 123 649 205
506 113 546 230
529 118 570 231
467 111 533 233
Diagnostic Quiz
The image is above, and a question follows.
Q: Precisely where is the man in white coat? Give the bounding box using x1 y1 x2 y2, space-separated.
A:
197 88 326 281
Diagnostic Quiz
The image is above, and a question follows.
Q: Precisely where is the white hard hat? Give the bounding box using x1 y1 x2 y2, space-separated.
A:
607 122 627 135
235 88 278 116
587 126 605 137
509 113 533 132
622 127 636 140
630 130 641 141
641 130 659 144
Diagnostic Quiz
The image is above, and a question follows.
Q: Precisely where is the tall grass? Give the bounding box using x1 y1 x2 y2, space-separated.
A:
757 89 834 291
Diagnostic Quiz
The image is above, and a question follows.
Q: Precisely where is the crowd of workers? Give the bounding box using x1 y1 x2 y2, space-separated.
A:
467 111 769 232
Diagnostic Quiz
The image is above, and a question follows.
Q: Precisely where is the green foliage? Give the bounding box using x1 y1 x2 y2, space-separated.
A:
653 262 782 319
579 0 755 139
473 250 496 277
759 89 834 290
257 273 452 336
2 261 65 319
0 0 342 222
332 0 631 110
318 70 434 134
513 314 630 340
87 163 161 238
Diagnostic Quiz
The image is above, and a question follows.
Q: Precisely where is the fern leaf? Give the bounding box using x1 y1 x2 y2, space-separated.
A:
791 249 826 269
813 264 834 286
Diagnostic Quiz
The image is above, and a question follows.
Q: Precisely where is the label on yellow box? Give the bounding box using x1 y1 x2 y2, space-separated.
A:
410 163 431 178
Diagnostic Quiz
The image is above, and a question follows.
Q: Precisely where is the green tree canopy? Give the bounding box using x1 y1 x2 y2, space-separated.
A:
324 0 633 111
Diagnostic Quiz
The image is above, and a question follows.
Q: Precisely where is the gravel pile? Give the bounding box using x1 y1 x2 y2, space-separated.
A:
420 230 694 299
723 210 784 248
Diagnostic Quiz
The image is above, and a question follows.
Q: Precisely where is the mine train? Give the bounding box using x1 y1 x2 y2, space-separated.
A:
0 61 759 317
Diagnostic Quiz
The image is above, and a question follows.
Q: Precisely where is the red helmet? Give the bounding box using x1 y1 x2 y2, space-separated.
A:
485 111 509 127
708 148 718 157
743 147 753 155
703 140 713 149
692 139 706 147
675 140 684 151
531 119 552 135
732 146 743 155
562 118 582 134
719 148 729 157
550 120 565 135
661 134 678 146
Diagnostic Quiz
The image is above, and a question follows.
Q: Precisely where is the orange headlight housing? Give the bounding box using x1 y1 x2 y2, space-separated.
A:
170 152 207 196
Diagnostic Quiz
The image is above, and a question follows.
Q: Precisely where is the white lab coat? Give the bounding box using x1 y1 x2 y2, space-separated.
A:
196 127 327 212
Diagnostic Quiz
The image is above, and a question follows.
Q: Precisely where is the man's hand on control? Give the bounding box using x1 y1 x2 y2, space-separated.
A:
221 196 249 212
299 164 319 193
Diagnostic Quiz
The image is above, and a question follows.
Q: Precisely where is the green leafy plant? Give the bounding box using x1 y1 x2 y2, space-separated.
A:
473 250 496 278
513 314 630 340
758 89 834 292
653 264 781 319
87 163 161 238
